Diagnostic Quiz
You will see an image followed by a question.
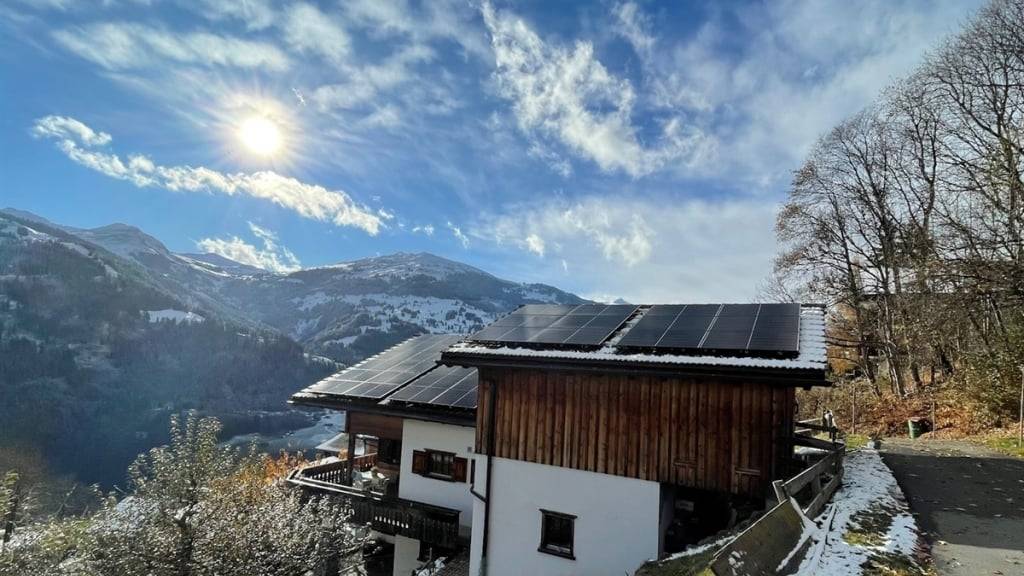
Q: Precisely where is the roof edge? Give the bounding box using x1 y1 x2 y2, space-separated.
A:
440 350 829 387
289 393 477 427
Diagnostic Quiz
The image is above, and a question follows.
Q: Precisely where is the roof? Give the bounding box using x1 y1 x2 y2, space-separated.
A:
290 334 478 425
315 432 348 454
441 304 828 385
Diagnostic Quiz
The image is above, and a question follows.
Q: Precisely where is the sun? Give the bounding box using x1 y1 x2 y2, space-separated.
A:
238 116 282 156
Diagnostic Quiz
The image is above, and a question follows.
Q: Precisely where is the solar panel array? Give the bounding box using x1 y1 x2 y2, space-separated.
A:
617 303 801 356
309 335 462 400
469 304 638 347
387 364 478 409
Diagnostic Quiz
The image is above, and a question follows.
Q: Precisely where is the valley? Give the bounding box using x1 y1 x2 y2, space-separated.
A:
0 208 583 488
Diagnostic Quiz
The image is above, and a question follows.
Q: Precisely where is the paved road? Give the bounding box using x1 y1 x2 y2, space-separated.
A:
881 439 1024 575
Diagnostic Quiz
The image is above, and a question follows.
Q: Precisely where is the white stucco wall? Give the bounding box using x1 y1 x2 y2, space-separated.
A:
398 419 476 530
469 456 661 576
393 535 421 576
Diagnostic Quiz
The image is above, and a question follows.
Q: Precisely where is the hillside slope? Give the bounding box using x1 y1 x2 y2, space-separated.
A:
0 209 586 485
0 212 332 485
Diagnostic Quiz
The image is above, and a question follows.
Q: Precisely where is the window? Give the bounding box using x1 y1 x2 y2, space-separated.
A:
539 510 575 559
427 450 455 479
411 449 467 482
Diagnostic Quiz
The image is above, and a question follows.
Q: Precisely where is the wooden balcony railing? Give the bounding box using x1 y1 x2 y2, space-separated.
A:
287 460 461 548
298 454 378 485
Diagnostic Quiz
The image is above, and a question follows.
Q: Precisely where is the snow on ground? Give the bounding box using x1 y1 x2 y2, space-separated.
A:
144 309 204 323
292 292 496 336
794 449 924 575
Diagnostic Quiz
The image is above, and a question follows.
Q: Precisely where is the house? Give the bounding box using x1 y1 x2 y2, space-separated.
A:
440 303 828 576
288 334 479 575
289 303 828 576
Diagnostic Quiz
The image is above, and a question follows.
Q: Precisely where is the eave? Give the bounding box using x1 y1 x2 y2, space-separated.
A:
440 350 829 388
289 392 476 427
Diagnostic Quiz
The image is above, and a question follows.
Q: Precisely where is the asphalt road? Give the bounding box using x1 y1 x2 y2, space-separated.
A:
881 439 1024 575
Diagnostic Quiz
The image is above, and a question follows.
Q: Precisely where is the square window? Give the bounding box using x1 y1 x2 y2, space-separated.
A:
426 449 455 479
539 510 575 559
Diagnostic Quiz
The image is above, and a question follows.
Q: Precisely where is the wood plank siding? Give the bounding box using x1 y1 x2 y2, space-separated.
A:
347 412 404 440
475 368 796 498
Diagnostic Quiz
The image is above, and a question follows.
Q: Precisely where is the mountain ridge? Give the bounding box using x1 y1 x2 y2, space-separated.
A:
0 208 586 362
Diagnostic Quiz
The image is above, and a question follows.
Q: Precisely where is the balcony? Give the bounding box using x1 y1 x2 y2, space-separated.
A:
288 458 462 548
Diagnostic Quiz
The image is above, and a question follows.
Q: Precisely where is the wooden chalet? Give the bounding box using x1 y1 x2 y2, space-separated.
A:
440 303 829 575
287 303 829 576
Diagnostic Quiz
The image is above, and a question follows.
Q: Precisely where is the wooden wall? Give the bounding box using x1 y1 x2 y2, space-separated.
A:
475 368 796 498
348 412 404 440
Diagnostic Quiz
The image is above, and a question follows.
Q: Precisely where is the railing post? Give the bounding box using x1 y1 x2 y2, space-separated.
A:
772 479 788 504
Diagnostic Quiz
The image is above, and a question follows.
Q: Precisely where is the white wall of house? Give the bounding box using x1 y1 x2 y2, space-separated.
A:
468 456 662 576
398 418 476 530
393 535 421 576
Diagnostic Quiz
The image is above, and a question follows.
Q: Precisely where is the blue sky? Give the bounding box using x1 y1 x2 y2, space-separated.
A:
0 0 982 302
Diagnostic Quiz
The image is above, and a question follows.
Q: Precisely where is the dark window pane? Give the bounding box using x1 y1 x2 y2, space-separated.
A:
540 511 574 558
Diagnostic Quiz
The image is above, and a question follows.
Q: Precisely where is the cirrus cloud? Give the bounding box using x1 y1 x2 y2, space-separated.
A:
473 196 778 303
52 22 290 71
481 1 715 178
32 115 384 235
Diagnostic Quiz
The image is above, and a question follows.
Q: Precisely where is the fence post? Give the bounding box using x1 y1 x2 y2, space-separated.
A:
772 479 788 504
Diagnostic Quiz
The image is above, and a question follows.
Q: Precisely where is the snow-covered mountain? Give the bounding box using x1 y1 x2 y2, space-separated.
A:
218 251 583 362
0 208 585 364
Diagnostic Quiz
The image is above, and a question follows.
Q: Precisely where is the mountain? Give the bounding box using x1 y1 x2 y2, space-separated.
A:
1 209 583 364
0 208 585 485
0 211 332 485
217 252 583 363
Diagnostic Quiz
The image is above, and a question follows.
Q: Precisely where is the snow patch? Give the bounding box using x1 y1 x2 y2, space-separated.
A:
794 450 922 575
144 309 204 323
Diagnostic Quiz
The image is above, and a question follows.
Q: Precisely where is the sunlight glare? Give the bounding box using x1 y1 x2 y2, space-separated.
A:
238 116 282 156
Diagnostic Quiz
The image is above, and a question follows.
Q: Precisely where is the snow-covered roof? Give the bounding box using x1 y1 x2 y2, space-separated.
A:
443 305 828 379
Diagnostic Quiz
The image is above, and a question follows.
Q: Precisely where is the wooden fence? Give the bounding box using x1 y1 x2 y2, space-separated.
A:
774 420 845 518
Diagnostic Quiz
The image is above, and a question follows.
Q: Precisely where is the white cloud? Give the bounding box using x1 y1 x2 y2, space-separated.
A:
412 224 435 236
197 222 301 274
361 105 402 129
524 233 545 257
182 0 276 31
52 22 290 71
447 221 469 248
342 0 490 60
310 44 435 111
613 2 654 60
33 115 384 235
623 0 981 186
473 196 778 302
282 3 350 66
481 2 714 178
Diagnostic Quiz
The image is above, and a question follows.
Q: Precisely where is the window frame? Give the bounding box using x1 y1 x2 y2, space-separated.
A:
538 509 576 560
424 448 456 480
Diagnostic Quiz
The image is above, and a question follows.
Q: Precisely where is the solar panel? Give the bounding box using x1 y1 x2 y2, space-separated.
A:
616 303 801 357
309 334 462 399
469 304 637 348
700 304 760 350
387 364 479 409
746 303 801 354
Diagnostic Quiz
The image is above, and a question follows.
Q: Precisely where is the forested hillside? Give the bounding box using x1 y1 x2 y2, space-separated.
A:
774 0 1024 433
0 213 332 486
0 209 585 487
